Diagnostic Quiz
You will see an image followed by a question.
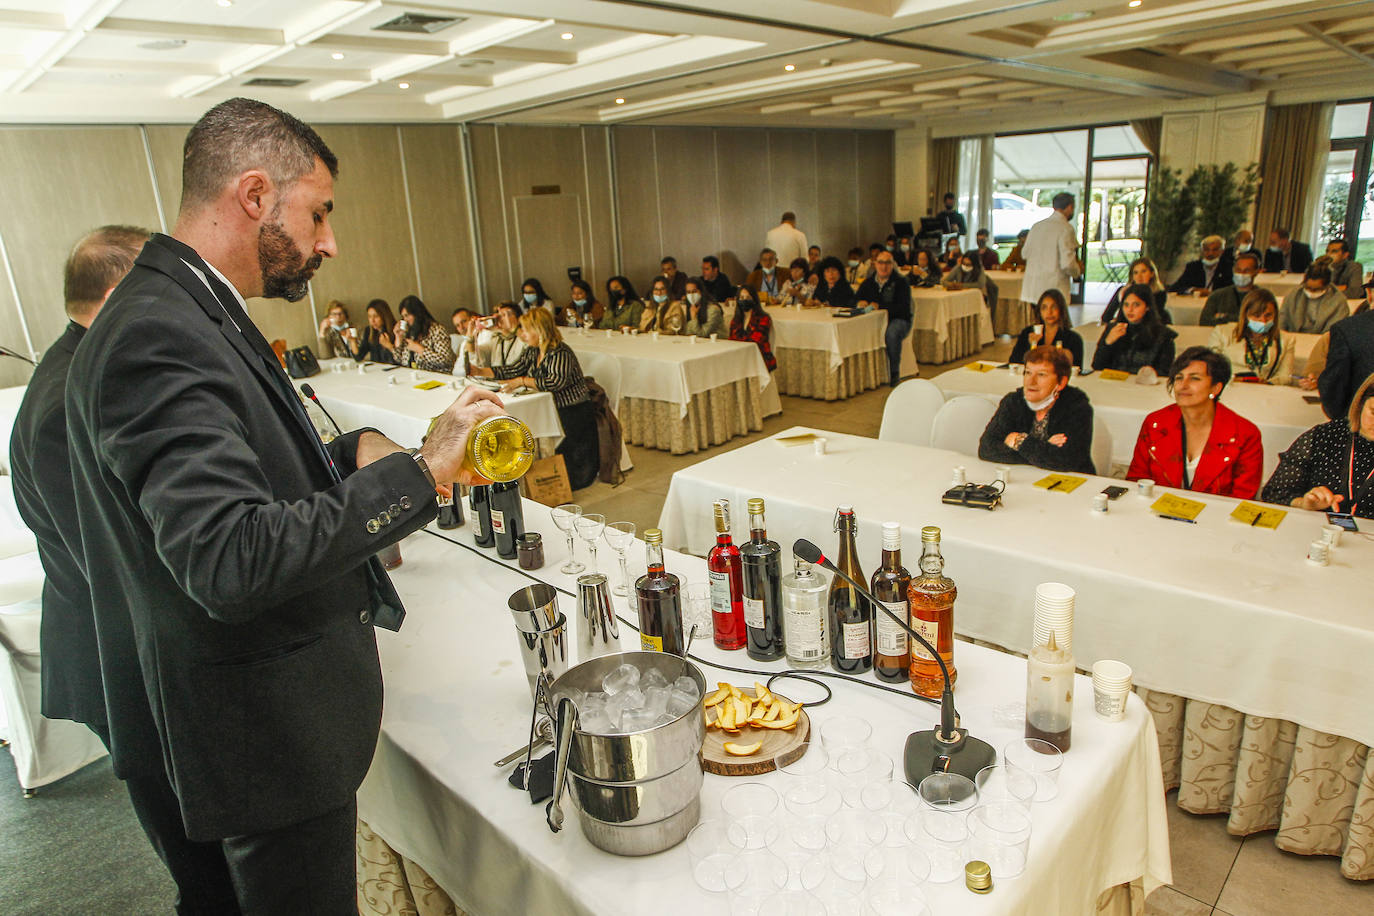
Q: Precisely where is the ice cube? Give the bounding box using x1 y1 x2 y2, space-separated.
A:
621 708 658 731
673 677 701 700
606 688 644 727
654 713 676 726
667 688 699 717
560 687 586 709
578 692 607 717
580 711 614 734
644 686 671 717
641 668 670 690
602 664 641 695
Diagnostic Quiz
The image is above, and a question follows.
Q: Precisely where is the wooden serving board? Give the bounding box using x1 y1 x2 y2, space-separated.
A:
701 689 812 776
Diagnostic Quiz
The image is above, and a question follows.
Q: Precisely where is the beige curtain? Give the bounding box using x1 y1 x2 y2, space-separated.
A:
1130 118 1161 158
1254 103 1328 243
930 137 959 215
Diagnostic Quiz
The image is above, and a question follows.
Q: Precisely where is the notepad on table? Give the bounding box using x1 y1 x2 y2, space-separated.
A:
1033 474 1087 493
1151 493 1206 520
964 361 998 373
1098 369 1131 381
774 432 818 446
414 380 445 390
1229 501 1286 529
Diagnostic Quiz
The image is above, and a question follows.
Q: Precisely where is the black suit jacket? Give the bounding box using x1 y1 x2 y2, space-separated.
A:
1167 257 1233 294
1318 310 1374 419
1263 242 1313 274
64 233 437 840
8 321 106 729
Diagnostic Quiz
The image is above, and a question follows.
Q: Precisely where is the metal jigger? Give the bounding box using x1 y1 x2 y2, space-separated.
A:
576 573 622 661
507 584 570 699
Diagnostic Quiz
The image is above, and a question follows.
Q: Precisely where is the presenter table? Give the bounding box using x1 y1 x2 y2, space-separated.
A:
355 501 1170 915
565 330 781 454
658 429 1374 879
908 286 994 367
985 269 1032 336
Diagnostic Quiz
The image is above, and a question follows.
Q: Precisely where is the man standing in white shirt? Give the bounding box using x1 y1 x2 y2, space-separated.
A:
1020 193 1082 307
764 211 808 267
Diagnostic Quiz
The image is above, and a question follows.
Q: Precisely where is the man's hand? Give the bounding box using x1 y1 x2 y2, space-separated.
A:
355 431 405 470
420 387 506 486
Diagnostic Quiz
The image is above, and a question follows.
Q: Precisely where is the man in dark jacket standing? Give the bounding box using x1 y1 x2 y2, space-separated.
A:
64 98 502 913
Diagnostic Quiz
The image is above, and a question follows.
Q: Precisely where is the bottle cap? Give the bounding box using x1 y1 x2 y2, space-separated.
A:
713 499 731 533
882 521 901 550
837 504 854 514
747 497 765 514
965 860 993 893
644 528 663 546
921 525 941 543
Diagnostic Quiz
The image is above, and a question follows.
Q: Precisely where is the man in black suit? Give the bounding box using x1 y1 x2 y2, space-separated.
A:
1263 228 1313 273
697 254 734 302
1167 234 1233 295
65 98 503 913
11 226 244 913
1318 309 1374 420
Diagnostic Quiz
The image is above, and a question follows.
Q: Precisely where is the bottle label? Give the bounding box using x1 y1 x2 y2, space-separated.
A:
876 600 909 655
744 596 764 629
640 632 663 652
490 509 506 534
842 621 871 660
709 570 730 616
910 617 940 661
783 601 824 660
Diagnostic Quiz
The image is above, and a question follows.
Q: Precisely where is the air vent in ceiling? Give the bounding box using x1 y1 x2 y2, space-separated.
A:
243 77 307 88
374 12 466 34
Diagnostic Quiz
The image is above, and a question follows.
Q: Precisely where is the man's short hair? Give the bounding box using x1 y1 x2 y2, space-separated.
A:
781 211 796 223
1305 263 1332 285
1200 235 1223 249
702 255 721 269
808 245 820 254
1329 238 1351 254
976 228 989 238
64 224 151 318
869 243 883 253
759 247 776 258
1272 227 1291 241
1051 192 1075 211
180 97 338 212
660 256 677 267
1234 251 1261 272
943 192 955 202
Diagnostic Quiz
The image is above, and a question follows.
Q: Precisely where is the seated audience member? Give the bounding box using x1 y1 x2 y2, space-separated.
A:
846 247 867 285
894 236 912 267
940 237 962 272
807 245 822 273
1262 371 1374 519
780 258 816 306
466 301 525 371
1200 251 1261 326
451 307 472 335
908 248 942 286
684 279 725 338
1324 238 1363 293
1002 229 1029 270
519 277 554 316
1279 263 1348 333
659 256 687 300
942 252 991 306
746 248 784 301
729 285 776 371
316 299 353 358
1317 298 1374 418
855 251 912 386
853 245 880 284
1092 283 1177 376
560 279 604 328
1167 235 1232 295
978 345 1095 474
395 295 456 372
597 276 643 330
884 234 898 254
640 276 686 334
1127 347 1263 498
1102 257 1170 324
352 298 399 364
1208 288 1294 385
1010 288 1084 368
1263 227 1313 274
1228 229 1256 261
473 308 600 490
812 257 855 308
974 229 1000 269
698 255 734 304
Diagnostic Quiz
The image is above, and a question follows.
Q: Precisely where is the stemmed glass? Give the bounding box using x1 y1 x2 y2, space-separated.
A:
603 521 637 596
575 513 607 574
551 504 584 574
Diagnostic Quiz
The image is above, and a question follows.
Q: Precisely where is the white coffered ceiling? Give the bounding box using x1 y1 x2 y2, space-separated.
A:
0 0 1372 127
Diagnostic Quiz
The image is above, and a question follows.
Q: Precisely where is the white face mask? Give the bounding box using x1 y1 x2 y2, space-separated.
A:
848 259 859 268
1024 389 1058 412
1304 287 1324 300
762 266 774 274
1233 273 1253 288
686 292 701 305
1201 257 1219 267
900 244 911 252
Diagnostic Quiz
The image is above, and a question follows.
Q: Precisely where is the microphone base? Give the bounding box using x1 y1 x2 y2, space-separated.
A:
904 728 997 785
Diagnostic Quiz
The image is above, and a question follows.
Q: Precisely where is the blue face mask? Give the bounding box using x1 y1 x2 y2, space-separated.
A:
523 292 537 304
573 297 587 308
1247 318 1273 334
653 293 668 304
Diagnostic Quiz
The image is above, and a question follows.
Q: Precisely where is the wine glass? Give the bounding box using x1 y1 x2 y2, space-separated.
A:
575 513 606 574
551 504 584 574
603 521 637 597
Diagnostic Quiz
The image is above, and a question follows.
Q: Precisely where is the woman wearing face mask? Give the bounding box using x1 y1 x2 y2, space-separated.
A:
596 276 643 331
640 276 686 334
394 295 456 373
1101 257 1171 324
519 277 554 317
908 249 942 287
1092 283 1178 376
846 247 867 285
1208 288 1294 385
1009 289 1084 368
1127 347 1263 498
942 253 991 305
941 239 963 272
1200 251 1262 326
728 285 776 371
684 279 725 338
780 258 816 306
1279 263 1348 334
560 279 604 328
978 345 1096 473
1262 371 1374 519
812 257 855 309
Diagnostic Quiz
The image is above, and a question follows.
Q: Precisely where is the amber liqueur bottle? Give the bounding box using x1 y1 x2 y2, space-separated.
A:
636 528 685 656
740 498 784 661
870 522 911 684
908 526 957 698
827 506 872 674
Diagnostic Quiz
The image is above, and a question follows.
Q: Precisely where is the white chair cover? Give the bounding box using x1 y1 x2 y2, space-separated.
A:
1092 414 1114 477
878 378 946 446
929 395 997 457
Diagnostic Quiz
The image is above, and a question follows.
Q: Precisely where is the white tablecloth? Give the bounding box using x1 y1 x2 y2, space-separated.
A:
658 429 1374 750
763 305 887 372
1167 291 1360 326
907 287 995 368
933 361 1325 476
357 501 1169 916
1169 326 1321 377
986 270 1023 304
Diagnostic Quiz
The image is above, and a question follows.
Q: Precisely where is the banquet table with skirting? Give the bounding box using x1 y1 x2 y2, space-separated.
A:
1166 291 1360 327
656 429 1374 880
353 500 1169 915
564 330 781 455
762 304 887 400
908 286 995 366
985 269 1034 336
1167 325 1322 378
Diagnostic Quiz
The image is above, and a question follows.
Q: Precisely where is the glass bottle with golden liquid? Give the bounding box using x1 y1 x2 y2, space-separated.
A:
908 526 957 698
427 414 536 483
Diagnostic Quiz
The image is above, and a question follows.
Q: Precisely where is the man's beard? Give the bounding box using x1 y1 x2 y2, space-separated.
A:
258 220 322 302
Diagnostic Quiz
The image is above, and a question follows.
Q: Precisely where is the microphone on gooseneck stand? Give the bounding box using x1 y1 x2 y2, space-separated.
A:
299 384 344 438
792 537 996 786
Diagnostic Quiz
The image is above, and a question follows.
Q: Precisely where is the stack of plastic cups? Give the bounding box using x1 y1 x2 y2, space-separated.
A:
1091 660 1133 722
1032 582 1075 652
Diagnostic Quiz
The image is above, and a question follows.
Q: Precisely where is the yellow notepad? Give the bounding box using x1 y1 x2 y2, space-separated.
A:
413 380 445 390
1230 501 1286 529
1151 493 1206 520
965 361 998 372
1098 369 1131 381
1033 474 1087 493
774 432 818 446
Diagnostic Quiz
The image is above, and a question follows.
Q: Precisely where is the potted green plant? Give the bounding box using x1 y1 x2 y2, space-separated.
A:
1142 166 1194 271
1190 162 1260 241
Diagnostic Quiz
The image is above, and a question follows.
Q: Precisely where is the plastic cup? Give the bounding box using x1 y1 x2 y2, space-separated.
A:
968 802 1033 877
975 765 1037 812
1092 659 1134 722
865 877 931 916
778 742 830 780
863 845 932 884
813 437 827 456
1137 478 1155 497
729 850 789 916
834 747 892 808
824 809 887 849
907 809 969 883
1321 524 1343 547
800 848 868 900
916 771 978 813
1004 738 1063 802
820 717 872 753
687 819 747 894
724 782 781 850
782 778 842 851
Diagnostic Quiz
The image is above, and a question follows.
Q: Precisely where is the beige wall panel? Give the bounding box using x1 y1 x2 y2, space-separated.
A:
653 127 720 292
579 126 617 288
245 296 314 352
144 124 188 230
714 128 773 282
468 124 512 311
513 195 585 297
612 126 663 293
0 126 163 353
0 245 33 387
400 124 479 313
814 131 860 258
767 131 820 265
856 131 896 245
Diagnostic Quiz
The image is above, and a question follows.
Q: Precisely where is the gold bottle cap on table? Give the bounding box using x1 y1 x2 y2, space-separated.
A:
747 497 765 513
965 860 993 894
644 528 664 545
922 525 942 543
713 499 731 533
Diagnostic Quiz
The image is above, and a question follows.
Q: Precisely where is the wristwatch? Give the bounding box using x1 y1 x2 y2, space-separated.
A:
406 448 435 488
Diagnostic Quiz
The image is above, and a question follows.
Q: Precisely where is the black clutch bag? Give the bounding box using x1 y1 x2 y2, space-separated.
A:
941 483 1003 510
284 345 321 378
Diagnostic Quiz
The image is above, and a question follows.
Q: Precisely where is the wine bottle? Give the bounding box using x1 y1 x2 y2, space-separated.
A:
741 497 783 661
828 505 872 673
908 526 957 698
871 522 912 683
782 556 828 669
444 415 535 483
489 479 524 560
436 485 464 529
470 484 495 548
707 500 746 651
636 528 685 655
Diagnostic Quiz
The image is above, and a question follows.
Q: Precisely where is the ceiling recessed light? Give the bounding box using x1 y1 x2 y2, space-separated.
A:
216 0 233 7
784 64 796 72
330 52 345 60
560 32 574 40
614 97 625 104
1128 0 1142 6
398 82 410 89
1053 10 1094 21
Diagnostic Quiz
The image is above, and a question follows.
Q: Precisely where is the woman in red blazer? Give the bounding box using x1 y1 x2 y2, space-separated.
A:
1127 346 1264 498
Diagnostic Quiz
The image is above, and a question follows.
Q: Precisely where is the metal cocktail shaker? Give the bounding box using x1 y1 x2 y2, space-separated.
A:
576 573 622 661
507 584 570 699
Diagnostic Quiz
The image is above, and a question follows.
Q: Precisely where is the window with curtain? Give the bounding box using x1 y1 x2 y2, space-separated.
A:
956 135 994 244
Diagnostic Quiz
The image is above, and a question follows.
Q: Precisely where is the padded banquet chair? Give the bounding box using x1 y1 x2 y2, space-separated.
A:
930 395 997 457
1091 415 1114 477
879 378 946 447
576 350 621 414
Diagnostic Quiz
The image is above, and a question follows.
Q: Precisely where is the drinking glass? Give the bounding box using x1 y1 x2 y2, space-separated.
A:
574 513 606 573
820 716 872 753
778 742 829 780
824 809 886 849
781 777 842 851
684 581 712 635
833 746 892 809
1003 737 1064 802
687 819 747 894
907 808 969 883
551 503 584 574
862 845 932 885
602 521 637 596
975 764 1037 813
723 782 780 850
728 850 788 916
967 801 1033 878
865 874 931 916
916 772 978 814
